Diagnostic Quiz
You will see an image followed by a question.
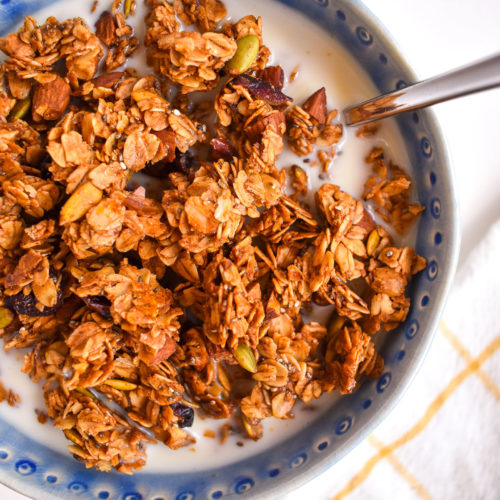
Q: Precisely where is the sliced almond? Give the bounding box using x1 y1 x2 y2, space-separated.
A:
60 182 103 224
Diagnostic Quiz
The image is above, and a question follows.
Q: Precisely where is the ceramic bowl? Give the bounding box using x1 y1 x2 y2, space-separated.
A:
0 0 459 498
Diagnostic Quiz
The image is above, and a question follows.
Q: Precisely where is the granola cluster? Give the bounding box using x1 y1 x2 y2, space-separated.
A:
0 0 426 474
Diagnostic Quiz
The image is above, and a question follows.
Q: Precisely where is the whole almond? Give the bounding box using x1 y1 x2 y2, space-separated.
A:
32 75 70 122
246 111 285 143
303 87 327 125
95 11 116 47
92 71 124 89
257 65 285 89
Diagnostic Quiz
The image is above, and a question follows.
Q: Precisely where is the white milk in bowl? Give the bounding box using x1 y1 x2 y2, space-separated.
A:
0 0 414 473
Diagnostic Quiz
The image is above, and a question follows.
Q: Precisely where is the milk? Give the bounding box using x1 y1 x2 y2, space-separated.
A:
0 0 413 472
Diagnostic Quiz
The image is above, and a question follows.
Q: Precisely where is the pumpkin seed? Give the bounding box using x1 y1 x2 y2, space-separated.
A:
75 387 96 399
0 307 14 328
227 35 259 75
64 429 84 447
124 0 133 18
9 96 31 120
233 343 257 373
103 379 137 391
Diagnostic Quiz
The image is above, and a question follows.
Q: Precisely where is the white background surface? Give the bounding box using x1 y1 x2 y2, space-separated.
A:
1 0 500 499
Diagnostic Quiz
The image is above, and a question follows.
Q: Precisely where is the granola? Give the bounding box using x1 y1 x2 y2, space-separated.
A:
0 0 426 475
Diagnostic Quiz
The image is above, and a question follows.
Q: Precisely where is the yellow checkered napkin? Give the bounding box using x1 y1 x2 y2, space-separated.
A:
286 219 500 500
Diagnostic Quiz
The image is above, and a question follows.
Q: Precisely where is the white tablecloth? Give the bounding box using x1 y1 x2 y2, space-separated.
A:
2 1 500 499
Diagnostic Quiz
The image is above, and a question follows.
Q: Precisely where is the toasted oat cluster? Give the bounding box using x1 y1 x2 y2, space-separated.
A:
0 0 426 474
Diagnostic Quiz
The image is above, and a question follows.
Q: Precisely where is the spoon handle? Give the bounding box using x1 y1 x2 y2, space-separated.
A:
343 53 500 126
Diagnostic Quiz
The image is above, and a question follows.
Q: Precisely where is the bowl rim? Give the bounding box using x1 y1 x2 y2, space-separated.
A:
0 1 460 499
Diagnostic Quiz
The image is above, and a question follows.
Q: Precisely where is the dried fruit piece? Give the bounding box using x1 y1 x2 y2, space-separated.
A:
103 379 138 391
233 344 257 373
0 307 14 328
5 288 62 317
9 96 31 120
172 402 194 428
60 182 103 224
303 87 327 125
231 74 291 106
32 75 70 122
82 295 112 320
227 34 260 75
210 137 236 161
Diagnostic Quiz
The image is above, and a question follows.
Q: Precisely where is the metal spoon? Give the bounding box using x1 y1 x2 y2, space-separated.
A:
343 53 500 126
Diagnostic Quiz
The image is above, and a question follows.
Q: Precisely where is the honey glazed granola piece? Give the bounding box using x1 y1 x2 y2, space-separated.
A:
145 1 237 93
286 87 343 157
363 147 425 233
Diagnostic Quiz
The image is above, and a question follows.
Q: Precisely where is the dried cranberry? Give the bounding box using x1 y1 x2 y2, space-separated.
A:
171 402 194 428
143 151 197 178
231 75 292 106
35 153 52 180
5 290 61 317
82 295 112 320
210 138 236 161
4 268 64 317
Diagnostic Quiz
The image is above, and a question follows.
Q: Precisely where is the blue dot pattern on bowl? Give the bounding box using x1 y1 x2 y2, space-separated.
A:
317 441 328 451
175 492 193 500
289 453 307 468
15 460 36 476
68 481 87 493
376 373 392 393
0 0 458 499
234 478 255 494
335 417 352 435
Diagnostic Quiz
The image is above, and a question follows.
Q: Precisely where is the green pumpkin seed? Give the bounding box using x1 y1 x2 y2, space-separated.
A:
227 35 260 75
233 343 257 373
0 307 14 329
124 0 133 18
74 387 96 399
9 96 31 121
104 379 137 391
64 429 84 447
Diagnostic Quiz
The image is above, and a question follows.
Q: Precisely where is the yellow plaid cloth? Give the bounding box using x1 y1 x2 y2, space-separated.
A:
286 219 500 500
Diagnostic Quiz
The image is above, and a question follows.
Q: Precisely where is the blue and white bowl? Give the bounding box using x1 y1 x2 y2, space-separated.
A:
0 0 459 498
